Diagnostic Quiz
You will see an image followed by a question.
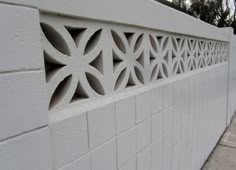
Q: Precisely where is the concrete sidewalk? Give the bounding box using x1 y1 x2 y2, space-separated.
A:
202 116 236 170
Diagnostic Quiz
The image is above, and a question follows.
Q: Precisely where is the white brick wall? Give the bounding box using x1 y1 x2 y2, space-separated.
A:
0 128 52 170
117 127 136 168
0 71 47 140
50 112 89 169
0 2 52 170
116 97 136 135
88 104 116 150
0 1 234 170
226 28 236 125
90 139 117 170
49 63 229 170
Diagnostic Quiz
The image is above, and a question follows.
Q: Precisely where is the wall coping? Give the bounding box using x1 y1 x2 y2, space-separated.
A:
39 0 229 42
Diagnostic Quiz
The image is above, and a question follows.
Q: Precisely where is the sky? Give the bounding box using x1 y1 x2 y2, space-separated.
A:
229 0 235 10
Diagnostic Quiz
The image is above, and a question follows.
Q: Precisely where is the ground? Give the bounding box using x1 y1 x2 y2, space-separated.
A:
202 116 236 170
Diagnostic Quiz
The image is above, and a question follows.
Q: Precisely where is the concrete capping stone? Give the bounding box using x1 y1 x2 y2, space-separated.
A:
0 0 39 8
38 0 228 42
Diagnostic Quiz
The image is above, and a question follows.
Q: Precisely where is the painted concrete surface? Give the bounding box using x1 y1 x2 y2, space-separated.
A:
227 30 236 125
48 64 229 170
39 0 228 42
0 1 235 170
203 115 236 170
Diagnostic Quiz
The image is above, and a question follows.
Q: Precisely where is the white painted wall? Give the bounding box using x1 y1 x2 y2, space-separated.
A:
227 28 236 125
0 0 234 170
0 2 52 170
38 0 228 41
49 63 228 170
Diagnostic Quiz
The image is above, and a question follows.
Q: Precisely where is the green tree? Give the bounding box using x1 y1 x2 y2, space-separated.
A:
172 0 187 9
155 0 234 32
189 0 232 27
217 0 231 27
231 0 236 33
234 0 236 19
189 0 216 25
155 0 190 14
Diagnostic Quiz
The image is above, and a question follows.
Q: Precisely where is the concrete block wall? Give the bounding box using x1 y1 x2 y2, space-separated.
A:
226 28 236 125
0 0 234 170
49 63 228 170
0 2 52 170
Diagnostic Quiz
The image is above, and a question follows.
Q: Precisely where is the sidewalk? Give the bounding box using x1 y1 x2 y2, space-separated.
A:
202 116 236 170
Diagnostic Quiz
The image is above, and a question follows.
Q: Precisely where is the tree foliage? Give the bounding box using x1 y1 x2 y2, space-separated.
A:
189 0 231 27
155 0 191 14
172 0 188 9
156 0 236 33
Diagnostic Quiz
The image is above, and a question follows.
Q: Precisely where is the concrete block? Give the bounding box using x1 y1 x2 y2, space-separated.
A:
0 0 38 7
0 1 230 170
88 104 116 149
0 4 43 72
0 71 47 140
91 139 117 170
50 112 89 169
163 106 174 132
136 118 151 153
163 153 172 170
151 87 164 115
172 143 181 170
116 97 135 135
173 102 183 146
119 158 136 170
60 153 90 170
163 131 173 159
136 92 152 123
189 75 199 94
117 127 136 168
151 111 163 142
151 137 163 170
164 84 174 108
174 80 183 103
137 146 151 170
182 78 189 99
0 127 51 170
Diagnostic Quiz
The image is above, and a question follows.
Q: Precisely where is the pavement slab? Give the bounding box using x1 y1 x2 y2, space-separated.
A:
202 116 236 170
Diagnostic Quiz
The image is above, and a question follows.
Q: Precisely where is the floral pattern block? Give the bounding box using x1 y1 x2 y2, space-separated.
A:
149 33 170 81
186 38 198 71
197 40 207 68
111 30 145 92
40 15 229 111
172 37 186 74
41 21 106 110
